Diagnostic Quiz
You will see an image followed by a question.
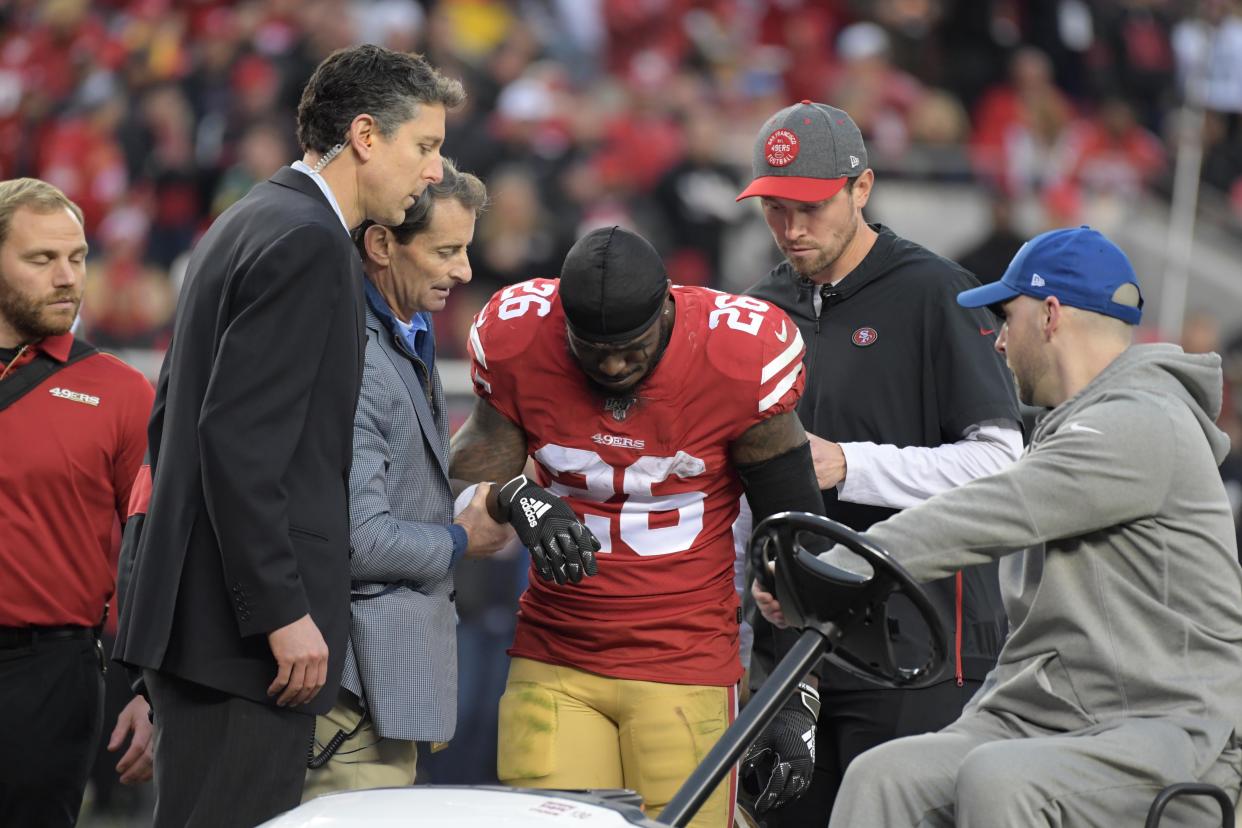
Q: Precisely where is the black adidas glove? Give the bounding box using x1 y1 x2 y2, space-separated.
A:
740 681 820 814
496 475 601 585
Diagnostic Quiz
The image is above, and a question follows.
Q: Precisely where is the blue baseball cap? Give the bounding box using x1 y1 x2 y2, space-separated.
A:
957 226 1143 325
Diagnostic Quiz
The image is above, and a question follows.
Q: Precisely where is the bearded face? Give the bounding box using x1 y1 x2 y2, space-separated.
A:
0 206 86 346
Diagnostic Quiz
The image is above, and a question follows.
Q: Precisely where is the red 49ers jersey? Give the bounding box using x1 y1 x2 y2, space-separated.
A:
469 280 805 686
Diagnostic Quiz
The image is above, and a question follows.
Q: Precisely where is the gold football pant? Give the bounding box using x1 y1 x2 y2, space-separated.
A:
497 657 737 828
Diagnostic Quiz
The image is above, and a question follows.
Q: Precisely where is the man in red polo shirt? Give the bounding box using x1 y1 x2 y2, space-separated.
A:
0 178 155 826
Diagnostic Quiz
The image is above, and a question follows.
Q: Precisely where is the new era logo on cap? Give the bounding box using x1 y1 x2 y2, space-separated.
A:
1031 273 1046 287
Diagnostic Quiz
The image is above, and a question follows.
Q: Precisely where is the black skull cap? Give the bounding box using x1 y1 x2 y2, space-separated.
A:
559 226 669 344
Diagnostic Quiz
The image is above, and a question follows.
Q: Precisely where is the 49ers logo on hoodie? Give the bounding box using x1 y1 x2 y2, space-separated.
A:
852 327 878 347
765 129 800 167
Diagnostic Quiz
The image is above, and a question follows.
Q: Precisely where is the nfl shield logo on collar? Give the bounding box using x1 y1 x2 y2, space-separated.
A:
605 396 636 421
851 327 878 347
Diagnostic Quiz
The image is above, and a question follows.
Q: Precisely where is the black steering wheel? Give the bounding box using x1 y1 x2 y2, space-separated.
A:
749 511 949 689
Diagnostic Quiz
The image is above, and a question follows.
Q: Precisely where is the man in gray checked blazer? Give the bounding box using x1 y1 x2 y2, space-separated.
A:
303 160 512 799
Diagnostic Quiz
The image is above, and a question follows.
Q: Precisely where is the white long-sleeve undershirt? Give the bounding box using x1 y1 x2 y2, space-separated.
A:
835 420 1023 510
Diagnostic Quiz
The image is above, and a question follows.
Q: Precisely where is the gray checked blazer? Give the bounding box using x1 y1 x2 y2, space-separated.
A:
341 302 458 742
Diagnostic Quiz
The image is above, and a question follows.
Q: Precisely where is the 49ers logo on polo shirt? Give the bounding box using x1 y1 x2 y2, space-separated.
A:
851 327 878 347
49 386 100 406
765 129 800 167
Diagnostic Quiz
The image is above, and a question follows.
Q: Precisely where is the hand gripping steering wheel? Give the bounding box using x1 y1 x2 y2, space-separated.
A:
660 511 951 827
750 511 949 689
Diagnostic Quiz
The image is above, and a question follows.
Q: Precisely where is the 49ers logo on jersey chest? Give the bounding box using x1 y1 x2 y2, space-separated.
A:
593 433 646 450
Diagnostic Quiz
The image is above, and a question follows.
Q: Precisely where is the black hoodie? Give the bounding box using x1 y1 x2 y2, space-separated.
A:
748 224 1020 687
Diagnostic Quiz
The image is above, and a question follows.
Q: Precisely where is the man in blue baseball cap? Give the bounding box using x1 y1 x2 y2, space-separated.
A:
957 225 1143 407
958 225 1143 322
755 225 1242 826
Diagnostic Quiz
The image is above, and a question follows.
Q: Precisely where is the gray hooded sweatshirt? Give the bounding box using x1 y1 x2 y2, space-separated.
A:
861 343 1242 775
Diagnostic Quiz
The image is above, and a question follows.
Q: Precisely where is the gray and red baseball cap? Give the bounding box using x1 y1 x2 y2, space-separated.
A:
736 100 868 202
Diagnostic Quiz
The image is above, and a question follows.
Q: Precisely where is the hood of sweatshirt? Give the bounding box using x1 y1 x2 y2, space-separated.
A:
1035 343 1229 464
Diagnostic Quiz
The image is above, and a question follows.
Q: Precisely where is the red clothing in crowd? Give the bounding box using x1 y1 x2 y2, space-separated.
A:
0 332 152 628
1065 118 1165 195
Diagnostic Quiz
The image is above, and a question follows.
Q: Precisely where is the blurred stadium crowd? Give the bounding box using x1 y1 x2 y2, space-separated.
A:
4 0 1242 354
5 0 1242 821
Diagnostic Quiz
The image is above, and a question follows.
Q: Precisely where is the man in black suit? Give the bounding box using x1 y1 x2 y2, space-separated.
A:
114 45 465 827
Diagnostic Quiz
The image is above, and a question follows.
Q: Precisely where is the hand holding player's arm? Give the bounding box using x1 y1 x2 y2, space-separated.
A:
452 482 515 558
732 411 824 576
732 412 824 524
450 396 530 498
731 410 811 465
450 397 600 584
806 431 847 490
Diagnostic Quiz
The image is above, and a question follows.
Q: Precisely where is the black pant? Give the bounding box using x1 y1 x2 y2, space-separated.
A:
145 669 312 828
756 679 983 828
0 634 105 828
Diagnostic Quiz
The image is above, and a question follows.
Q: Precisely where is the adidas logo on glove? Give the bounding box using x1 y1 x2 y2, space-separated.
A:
802 727 816 761
519 496 551 528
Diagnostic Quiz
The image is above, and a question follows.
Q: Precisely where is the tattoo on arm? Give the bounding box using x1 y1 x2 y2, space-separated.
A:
449 397 529 485
730 411 809 465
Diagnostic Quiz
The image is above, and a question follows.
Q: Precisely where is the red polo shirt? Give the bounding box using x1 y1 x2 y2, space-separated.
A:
0 332 153 627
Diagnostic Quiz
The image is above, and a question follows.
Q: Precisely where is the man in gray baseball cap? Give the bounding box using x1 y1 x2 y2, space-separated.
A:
737 101 877 285
736 100 869 204
738 100 1021 826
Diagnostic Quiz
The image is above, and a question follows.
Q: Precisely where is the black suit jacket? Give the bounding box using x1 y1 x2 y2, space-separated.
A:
115 167 364 714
